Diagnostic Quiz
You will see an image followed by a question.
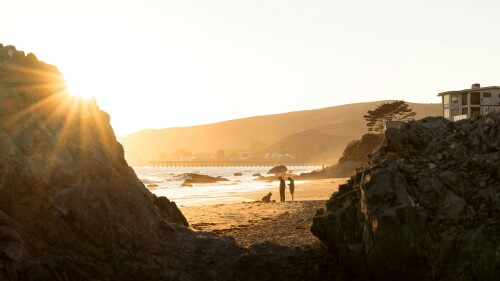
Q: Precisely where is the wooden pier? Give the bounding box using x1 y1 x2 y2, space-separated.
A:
149 160 326 168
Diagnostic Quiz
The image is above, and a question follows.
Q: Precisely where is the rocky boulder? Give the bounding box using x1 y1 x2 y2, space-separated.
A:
181 173 229 185
0 44 207 279
312 115 500 280
267 165 288 175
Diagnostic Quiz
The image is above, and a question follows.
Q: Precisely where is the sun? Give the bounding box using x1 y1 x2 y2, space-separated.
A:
63 70 96 99
20 15 217 135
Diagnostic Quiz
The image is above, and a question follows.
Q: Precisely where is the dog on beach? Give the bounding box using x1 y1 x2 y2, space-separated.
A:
261 192 272 203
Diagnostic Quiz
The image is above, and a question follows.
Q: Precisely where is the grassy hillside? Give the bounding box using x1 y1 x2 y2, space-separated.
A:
118 101 442 166
254 129 354 163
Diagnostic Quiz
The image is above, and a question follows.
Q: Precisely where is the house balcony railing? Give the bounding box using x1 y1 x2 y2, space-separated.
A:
453 114 468 121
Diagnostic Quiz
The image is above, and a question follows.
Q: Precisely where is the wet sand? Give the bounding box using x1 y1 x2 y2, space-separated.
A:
179 178 347 248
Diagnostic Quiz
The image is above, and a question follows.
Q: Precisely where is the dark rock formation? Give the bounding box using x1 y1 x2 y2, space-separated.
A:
234 172 243 176
0 44 199 279
329 133 383 177
295 134 382 180
181 173 229 185
0 44 337 280
312 115 500 280
297 169 332 180
234 242 341 281
267 165 288 175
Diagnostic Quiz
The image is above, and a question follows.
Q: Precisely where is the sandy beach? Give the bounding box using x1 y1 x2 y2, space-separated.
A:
179 178 347 248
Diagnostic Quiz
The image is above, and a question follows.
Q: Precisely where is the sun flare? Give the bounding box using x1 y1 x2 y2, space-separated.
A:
63 72 95 99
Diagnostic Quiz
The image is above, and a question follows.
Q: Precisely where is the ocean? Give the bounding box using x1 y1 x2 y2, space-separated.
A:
133 166 321 206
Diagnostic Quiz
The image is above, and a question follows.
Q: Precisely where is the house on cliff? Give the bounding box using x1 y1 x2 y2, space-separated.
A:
438 83 500 121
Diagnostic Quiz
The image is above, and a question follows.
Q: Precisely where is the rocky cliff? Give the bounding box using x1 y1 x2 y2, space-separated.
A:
0 44 337 280
312 114 500 280
328 133 383 177
0 44 201 279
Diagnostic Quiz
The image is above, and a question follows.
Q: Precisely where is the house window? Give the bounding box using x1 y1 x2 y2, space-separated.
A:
462 108 468 116
471 92 480 105
483 92 491 98
451 109 459 117
451 93 459 104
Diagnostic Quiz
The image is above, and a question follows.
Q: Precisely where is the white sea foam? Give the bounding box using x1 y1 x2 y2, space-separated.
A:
133 166 320 206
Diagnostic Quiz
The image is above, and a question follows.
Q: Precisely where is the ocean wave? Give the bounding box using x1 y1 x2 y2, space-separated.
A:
134 166 320 206
139 178 163 184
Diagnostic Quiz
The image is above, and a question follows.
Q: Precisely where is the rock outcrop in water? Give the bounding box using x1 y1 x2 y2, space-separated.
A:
267 165 288 175
0 44 336 280
312 114 500 280
182 173 229 185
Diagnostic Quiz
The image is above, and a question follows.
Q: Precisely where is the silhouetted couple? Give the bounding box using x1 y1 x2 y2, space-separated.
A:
278 176 295 202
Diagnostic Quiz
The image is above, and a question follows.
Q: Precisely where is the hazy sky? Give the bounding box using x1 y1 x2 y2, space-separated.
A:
2 0 500 135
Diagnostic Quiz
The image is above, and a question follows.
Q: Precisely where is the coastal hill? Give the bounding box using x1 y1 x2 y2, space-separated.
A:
118 102 442 166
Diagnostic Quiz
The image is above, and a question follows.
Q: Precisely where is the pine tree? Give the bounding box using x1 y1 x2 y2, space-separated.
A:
363 101 416 134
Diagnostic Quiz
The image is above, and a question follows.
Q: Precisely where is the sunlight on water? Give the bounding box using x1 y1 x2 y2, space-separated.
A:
133 166 320 206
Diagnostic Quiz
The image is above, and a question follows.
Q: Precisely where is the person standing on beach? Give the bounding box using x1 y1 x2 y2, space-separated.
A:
279 176 286 202
287 177 295 202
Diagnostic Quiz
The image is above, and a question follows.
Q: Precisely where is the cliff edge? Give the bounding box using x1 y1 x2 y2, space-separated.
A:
312 114 500 280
